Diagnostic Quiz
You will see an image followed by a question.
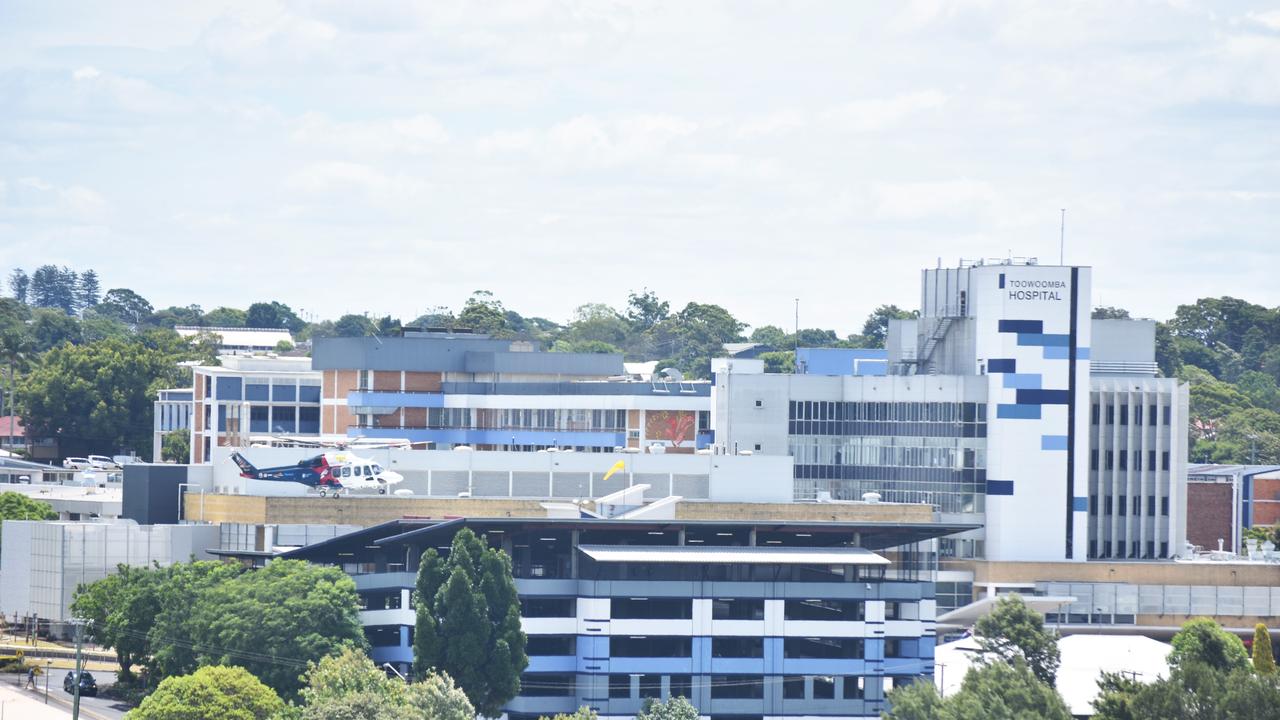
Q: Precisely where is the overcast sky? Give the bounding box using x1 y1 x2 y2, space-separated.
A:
1 1 1277 335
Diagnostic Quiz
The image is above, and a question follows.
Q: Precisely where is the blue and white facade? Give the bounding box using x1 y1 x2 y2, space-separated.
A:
281 517 968 720
921 264 1093 562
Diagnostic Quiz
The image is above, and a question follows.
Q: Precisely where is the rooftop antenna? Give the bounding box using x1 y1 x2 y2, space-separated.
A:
1059 208 1066 265
794 298 800 352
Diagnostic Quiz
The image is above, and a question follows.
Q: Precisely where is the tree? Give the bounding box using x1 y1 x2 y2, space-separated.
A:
8 268 29 304
29 307 80 351
750 325 788 347
550 339 621 354
130 665 283 720
413 528 527 717
28 265 61 309
1169 618 1250 674
1091 671 1142 720
246 301 305 332
636 695 698 720
20 337 183 459
297 646 473 720
97 288 154 325
148 561 246 681
861 304 917 348
1092 306 1132 319
202 307 247 327
1253 623 1276 674
78 269 101 309
759 350 795 373
150 304 205 329
333 314 372 337
71 565 160 680
187 559 366 697
0 491 56 552
457 291 509 336
542 708 598 720
563 303 629 347
626 289 669 331
884 660 1071 720
162 429 190 463
973 594 1061 685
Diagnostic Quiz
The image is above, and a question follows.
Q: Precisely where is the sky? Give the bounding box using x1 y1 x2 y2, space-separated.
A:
0 1 1277 336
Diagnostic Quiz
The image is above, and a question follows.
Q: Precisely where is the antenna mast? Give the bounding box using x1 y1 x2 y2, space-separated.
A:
1059 208 1066 265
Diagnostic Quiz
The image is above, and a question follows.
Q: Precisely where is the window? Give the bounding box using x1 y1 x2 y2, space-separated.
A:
523 673 575 697
1135 405 1143 425
1118 496 1127 515
784 599 864 621
784 637 864 659
1119 406 1128 425
712 637 763 658
609 674 630 699
1119 452 1127 470
1162 451 1170 471
885 638 909 658
884 602 902 620
1149 450 1157 470
1161 497 1170 516
713 598 764 620
1105 497 1113 514
639 674 662 699
246 384 269 401
299 384 321 403
1163 406 1171 425
1089 495 1097 516
1106 406 1114 424
364 625 402 648
1106 451 1114 470
1091 404 1099 424
1131 497 1139 516
782 676 805 699
526 635 575 656
1135 452 1143 471
669 675 692 699
843 677 865 699
610 636 691 657
755 400 763 408
1090 450 1098 471
272 383 296 401
1147 496 1156 516
611 598 692 619
521 597 576 617
754 444 761 451
272 406 296 433
813 676 835 699
710 676 763 699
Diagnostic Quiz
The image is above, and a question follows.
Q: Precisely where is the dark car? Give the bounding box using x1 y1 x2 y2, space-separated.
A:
63 670 97 697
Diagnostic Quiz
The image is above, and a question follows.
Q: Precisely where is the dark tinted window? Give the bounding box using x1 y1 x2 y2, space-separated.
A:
712 637 763 658
526 635 575 656
520 597 576 617
611 598 692 619
712 598 764 620
784 599 864 621
784 637 864 659
610 636 691 657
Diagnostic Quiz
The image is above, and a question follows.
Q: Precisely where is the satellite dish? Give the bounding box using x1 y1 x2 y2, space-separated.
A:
659 367 684 382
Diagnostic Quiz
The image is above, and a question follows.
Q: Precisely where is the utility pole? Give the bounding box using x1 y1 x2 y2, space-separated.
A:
71 619 86 719
1059 208 1066 265
794 298 799 351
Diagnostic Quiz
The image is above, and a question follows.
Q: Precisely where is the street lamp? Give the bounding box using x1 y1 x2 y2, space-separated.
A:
382 663 407 682
44 659 51 704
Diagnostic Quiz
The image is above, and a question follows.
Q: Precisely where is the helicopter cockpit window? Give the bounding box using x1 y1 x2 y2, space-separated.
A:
372 464 383 474
342 466 351 477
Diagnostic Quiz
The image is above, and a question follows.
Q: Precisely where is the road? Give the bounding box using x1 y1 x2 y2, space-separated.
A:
4 672 131 720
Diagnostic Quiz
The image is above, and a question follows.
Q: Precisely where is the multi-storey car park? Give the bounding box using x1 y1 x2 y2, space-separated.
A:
279 516 973 720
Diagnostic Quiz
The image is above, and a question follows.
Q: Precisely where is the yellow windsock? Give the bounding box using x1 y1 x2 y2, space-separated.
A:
602 460 625 482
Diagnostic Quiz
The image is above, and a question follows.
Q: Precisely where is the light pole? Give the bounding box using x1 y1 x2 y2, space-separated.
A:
44 659 51 703
382 663 407 682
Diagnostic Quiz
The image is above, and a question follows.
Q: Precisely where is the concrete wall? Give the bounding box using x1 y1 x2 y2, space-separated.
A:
206 446 795 503
184 492 936 527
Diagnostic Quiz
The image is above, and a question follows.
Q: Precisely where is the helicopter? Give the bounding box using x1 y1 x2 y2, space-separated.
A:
231 451 405 497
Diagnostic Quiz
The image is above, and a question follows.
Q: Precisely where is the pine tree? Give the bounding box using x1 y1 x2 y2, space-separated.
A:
78 270 101 309
56 267 79 313
29 265 59 308
1254 623 1276 674
7 269 29 304
412 527 527 717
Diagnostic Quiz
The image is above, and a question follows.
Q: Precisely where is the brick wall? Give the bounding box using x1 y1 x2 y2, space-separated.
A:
1186 482 1234 550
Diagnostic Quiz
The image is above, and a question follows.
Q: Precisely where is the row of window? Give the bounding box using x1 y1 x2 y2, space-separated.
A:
519 597 906 621
790 439 986 470
790 401 986 423
1089 540 1170 560
1089 495 1170 517
1091 449 1171 472
420 408 630 433
1090 403 1172 426
210 376 321 403
789 421 987 439
602 674 867 701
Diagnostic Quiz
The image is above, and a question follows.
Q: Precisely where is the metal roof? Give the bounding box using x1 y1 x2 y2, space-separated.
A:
577 544 889 565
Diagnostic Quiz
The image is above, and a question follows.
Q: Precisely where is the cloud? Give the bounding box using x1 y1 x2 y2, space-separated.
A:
291 112 449 155
71 66 100 81
822 90 950 132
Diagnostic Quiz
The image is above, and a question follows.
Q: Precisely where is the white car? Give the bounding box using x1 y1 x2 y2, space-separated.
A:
88 455 121 470
63 457 92 470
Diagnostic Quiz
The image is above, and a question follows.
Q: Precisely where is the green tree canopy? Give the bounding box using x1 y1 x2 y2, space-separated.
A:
861 304 917 348
1092 306 1131 319
457 291 509 336
1168 617 1250 673
1253 623 1276 674
19 336 186 459
973 594 1061 686
884 660 1071 720
297 646 474 720
129 665 283 720
0 491 56 552
187 559 366 698
161 429 190 463
97 288 154 325
413 527 527 717
625 289 670 332
202 306 247 327
636 695 699 720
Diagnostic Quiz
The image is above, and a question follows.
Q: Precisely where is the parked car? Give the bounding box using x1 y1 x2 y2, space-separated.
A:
63 457 91 470
63 670 97 697
88 455 121 470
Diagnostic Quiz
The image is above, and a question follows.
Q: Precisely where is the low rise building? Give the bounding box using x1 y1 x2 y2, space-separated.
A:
1186 464 1280 553
281 516 970 720
191 355 322 463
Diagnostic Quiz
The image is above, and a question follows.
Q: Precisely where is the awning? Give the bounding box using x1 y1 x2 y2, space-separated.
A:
577 544 889 565
936 594 1078 626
